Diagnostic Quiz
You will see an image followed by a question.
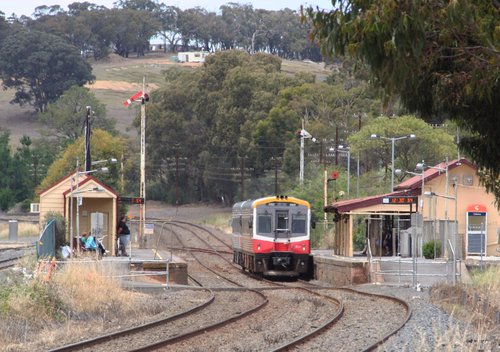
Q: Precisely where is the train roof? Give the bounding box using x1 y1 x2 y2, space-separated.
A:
232 196 311 211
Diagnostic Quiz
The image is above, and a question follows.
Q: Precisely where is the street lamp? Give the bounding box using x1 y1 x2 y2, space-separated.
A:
92 158 118 166
424 190 458 262
371 133 416 192
395 168 425 205
298 127 315 185
338 145 351 196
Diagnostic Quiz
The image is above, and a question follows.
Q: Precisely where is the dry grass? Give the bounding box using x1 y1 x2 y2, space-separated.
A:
429 266 500 351
202 213 232 234
0 222 39 240
0 52 330 145
0 257 171 351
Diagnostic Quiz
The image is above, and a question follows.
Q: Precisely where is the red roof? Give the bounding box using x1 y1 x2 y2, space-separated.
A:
325 158 475 213
395 158 474 191
325 188 421 213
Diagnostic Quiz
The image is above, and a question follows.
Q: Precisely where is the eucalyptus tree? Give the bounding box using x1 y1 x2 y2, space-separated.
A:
37 129 124 193
39 86 115 147
109 7 160 57
348 115 457 181
0 27 94 112
156 5 182 52
305 0 500 202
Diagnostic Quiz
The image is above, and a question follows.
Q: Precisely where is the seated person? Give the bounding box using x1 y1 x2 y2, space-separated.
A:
85 235 97 251
80 233 89 250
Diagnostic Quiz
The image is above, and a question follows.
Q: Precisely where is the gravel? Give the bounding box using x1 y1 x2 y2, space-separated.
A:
356 284 479 352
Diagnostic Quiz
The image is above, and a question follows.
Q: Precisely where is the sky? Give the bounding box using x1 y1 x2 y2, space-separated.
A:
2 1 334 17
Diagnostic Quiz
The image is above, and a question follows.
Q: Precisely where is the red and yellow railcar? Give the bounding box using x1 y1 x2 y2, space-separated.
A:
232 196 313 277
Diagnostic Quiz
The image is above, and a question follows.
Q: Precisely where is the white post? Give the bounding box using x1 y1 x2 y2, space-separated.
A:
356 154 360 198
75 159 81 255
390 138 395 192
323 167 327 223
444 157 449 257
299 120 305 185
140 77 146 248
70 175 74 254
346 149 350 195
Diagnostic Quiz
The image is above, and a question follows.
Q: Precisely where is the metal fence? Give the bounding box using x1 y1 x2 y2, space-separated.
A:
368 235 462 287
36 219 56 258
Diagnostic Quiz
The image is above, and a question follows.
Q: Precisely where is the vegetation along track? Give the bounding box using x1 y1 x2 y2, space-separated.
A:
50 288 268 352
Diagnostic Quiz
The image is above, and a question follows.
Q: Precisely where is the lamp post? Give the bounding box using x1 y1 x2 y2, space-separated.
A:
298 126 315 185
371 133 416 192
424 190 457 263
417 159 449 257
338 145 351 196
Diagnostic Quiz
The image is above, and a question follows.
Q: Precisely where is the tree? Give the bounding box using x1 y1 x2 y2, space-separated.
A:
109 8 161 57
348 115 457 182
0 27 94 112
0 132 33 210
37 129 124 193
39 86 116 146
305 0 500 202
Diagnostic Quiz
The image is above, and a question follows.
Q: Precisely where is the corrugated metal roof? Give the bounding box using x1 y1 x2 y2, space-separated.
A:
325 158 474 213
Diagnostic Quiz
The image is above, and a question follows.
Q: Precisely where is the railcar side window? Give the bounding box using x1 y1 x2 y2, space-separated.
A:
257 214 272 234
292 213 306 235
232 217 241 233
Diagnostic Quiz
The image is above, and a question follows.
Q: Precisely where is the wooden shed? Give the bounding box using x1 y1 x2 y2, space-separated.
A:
39 172 119 255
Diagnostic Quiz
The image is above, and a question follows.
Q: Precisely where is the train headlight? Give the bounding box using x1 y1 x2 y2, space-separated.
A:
302 244 306 251
257 244 261 251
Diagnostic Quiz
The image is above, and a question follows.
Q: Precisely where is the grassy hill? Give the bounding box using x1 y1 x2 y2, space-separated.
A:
0 52 332 146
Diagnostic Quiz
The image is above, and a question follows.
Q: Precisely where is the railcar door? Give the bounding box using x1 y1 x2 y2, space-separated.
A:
275 210 290 244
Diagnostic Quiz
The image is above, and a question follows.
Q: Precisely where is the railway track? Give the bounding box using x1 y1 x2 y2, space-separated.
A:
50 218 410 352
0 245 33 270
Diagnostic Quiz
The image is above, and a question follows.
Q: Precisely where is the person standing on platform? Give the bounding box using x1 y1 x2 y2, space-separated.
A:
116 215 130 256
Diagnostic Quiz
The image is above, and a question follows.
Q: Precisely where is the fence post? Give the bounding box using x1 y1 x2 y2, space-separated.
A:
9 220 18 241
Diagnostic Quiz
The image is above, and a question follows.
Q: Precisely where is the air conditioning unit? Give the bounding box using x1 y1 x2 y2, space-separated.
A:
30 203 40 213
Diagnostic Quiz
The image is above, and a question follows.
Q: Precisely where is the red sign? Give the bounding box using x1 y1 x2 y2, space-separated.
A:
467 204 487 212
119 196 144 204
331 171 339 180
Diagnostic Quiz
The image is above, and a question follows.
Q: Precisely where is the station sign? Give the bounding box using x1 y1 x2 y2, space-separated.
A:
119 196 144 204
382 196 418 205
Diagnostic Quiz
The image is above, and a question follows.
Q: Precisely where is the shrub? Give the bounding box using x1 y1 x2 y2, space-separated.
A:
423 240 442 259
44 211 67 249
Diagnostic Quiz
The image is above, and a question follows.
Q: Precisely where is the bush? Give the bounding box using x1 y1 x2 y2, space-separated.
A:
423 240 442 259
44 211 67 249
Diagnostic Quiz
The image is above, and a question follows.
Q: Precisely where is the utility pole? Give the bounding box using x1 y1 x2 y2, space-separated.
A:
274 156 279 195
240 157 245 200
84 106 92 171
175 148 180 205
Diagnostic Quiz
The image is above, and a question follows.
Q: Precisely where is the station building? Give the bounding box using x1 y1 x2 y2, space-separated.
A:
325 158 500 259
38 172 119 254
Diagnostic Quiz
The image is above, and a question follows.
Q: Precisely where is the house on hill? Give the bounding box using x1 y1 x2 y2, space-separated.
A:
177 51 210 63
38 172 119 255
325 158 499 259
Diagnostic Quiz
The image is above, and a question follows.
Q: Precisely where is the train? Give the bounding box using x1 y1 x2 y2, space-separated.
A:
232 195 313 278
